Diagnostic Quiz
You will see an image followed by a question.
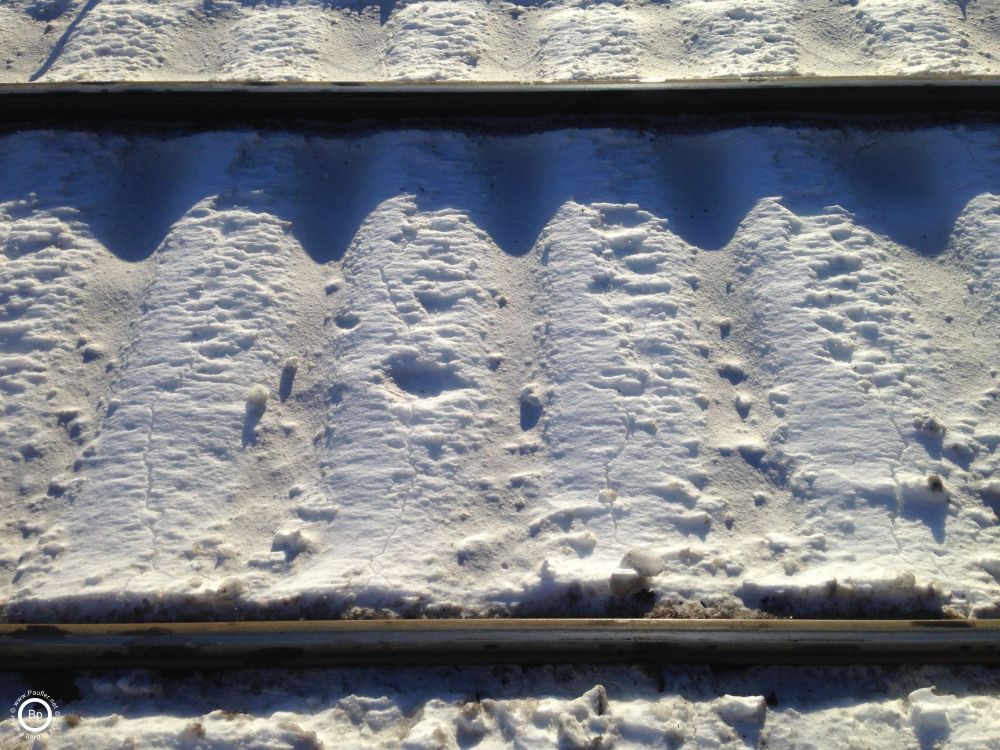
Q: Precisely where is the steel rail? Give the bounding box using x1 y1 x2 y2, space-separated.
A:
0 78 999 126
1 619 998 670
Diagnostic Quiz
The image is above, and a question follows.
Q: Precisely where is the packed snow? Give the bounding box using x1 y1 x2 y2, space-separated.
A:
2 124 999 622
3 662 1000 748
3 3 999 747
1 0 998 82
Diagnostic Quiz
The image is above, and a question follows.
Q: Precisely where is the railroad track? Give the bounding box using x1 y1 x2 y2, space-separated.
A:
2 77 998 675
1 620 999 670
0 77 999 127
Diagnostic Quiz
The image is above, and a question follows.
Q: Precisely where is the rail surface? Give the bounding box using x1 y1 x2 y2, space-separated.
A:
2 619 998 670
0 78 999 126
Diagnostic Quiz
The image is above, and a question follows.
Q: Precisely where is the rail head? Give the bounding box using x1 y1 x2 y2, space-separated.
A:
2 619 998 670
1 78 999 127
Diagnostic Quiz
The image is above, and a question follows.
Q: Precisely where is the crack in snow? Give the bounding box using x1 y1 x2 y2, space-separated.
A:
602 405 632 546
137 363 194 571
361 259 419 593
378 265 409 326
139 398 159 553
365 400 417 589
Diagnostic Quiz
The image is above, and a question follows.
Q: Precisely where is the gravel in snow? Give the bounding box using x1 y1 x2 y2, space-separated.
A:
2 125 999 622
1 0 998 82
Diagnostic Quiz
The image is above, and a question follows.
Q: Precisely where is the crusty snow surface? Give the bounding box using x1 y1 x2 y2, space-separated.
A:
1 0 998 82
2 125 1000 622
2 663 1000 748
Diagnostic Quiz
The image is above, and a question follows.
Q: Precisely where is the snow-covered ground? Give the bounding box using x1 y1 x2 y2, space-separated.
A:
1 0 998 83
2 662 1000 748
2 124 999 622
3 5 1000 745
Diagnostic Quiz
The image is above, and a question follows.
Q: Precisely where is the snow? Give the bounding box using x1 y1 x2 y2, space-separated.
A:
2 662 1000 748
2 6 1000 744
1 0 998 82
2 124 999 621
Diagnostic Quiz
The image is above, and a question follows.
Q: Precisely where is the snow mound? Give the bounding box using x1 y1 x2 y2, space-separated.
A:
3 0 998 83
4 663 1000 748
2 125 999 620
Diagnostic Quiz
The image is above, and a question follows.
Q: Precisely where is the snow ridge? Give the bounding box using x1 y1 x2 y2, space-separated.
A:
3 662 1000 749
2 126 999 621
2 0 998 83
